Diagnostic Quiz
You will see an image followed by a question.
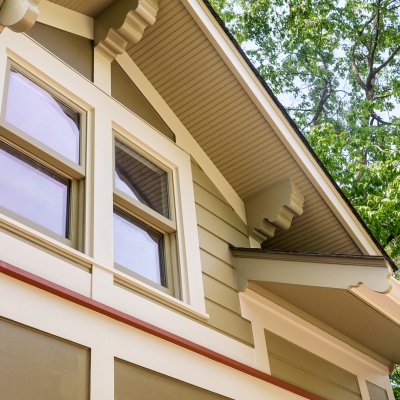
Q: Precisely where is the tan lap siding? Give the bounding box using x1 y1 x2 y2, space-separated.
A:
366 382 389 400
192 161 253 346
265 330 362 400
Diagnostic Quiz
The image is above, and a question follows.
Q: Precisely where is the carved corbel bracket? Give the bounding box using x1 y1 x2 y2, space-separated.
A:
245 180 305 243
95 0 158 62
0 0 39 33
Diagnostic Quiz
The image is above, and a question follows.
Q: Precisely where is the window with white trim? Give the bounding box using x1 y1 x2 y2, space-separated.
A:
0 66 85 248
113 138 180 296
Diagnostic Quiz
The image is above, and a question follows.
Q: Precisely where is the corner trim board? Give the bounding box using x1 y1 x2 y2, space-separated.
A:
0 259 324 400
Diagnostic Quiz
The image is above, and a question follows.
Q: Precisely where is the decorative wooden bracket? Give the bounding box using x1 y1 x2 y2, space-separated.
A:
95 0 158 62
0 0 39 32
245 180 304 243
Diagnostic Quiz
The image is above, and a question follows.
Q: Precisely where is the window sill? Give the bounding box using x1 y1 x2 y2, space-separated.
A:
112 268 210 321
0 213 209 322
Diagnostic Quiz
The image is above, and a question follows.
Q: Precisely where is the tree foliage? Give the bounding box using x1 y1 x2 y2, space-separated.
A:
209 0 400 267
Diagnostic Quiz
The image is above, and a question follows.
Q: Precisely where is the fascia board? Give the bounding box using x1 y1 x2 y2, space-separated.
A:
37 1 94 39
351 281 400 325
234 257 391 293
181 0 381 256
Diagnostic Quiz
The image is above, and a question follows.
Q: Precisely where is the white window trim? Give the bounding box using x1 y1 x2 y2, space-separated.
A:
0 29 207 316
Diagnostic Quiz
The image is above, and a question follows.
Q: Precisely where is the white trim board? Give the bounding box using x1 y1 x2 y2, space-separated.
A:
37 1 94 39
115 52 247 223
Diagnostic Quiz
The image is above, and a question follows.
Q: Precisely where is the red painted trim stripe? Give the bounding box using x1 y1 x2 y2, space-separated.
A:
0 260 324 400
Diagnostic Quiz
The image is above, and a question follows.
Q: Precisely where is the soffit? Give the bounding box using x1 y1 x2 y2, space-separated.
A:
49 0 115 16
126 0 360 254
251 281 400 365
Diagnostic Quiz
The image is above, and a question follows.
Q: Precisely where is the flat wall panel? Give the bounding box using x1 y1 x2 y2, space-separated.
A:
265 330 362 400
115 358 231 400
111 62 175 141
0 318 90 400
26 23 93 81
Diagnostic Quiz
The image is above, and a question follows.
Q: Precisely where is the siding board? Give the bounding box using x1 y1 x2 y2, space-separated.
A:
200 250 237 290
266 330 362 400
196 205 248 247
205 300 253 345
192 162 252 345
203 273 241 314
194 184 247 234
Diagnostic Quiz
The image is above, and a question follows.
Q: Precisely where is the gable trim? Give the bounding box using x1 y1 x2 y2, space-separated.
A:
116 51 247 222
37 1 94 39
181 0 383 257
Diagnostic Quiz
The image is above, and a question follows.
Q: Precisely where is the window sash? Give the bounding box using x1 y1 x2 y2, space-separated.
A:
113 138 178 297
0 139 81 246
113 207 168 289
1 64 86 178
0 63 85 250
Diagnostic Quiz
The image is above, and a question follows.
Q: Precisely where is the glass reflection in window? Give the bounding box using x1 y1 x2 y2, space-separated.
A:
0 142 70 237
113 209 166 287
114 141 170 218
5 70 80 164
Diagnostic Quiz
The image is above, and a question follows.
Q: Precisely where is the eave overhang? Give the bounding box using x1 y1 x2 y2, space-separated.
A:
232 247 400 364
232 247 392 293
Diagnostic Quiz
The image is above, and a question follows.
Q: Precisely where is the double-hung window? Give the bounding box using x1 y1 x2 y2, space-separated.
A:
113 138 179 297
0 66 85 248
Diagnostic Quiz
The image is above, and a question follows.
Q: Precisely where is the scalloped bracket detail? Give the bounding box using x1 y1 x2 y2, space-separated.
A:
95 0 158 62
245 180 305 243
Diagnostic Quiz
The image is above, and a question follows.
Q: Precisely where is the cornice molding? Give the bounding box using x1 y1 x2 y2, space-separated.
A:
0 0 39 32
245 180 304 243
95 0 158 62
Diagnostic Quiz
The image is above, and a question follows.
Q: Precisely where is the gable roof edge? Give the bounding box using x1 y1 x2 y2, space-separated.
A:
181 0 396 268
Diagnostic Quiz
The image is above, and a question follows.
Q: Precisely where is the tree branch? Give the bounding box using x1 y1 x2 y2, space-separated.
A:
351 45 367 90
373 45 400 76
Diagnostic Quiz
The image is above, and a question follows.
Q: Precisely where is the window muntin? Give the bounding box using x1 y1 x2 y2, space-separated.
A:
113 208 166 286
115 140 170 219
113 138 177 295
5 69 81 165
0 142 71 237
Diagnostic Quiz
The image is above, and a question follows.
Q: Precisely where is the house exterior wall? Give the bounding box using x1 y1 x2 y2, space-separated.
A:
192 161 253 345
0 14 396 400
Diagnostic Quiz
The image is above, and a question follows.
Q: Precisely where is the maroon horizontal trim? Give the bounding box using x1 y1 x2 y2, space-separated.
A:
0 260 324 400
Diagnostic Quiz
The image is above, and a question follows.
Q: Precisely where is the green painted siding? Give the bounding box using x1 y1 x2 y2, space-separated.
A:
192 161 253 345
367 381 389 400
265 330 362 400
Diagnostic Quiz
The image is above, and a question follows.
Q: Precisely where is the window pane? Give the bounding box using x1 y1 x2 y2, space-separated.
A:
113 209 166 286
0 142 70 237
115 141 170 218
5 70 80 164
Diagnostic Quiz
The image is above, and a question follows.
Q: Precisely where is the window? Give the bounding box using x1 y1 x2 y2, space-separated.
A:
0 66 85 248
113 138 179 296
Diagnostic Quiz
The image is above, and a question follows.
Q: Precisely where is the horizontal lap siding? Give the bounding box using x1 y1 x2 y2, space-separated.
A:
265 330 362 400
192 162 253 346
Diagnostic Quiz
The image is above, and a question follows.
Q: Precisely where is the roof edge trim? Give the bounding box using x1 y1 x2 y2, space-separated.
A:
180 0 395 268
